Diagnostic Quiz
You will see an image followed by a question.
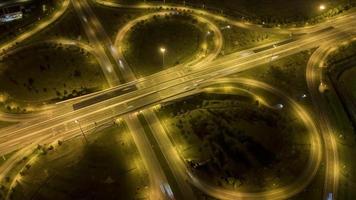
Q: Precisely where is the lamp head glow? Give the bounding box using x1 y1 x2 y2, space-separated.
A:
160 47 166 53
319 4 326 10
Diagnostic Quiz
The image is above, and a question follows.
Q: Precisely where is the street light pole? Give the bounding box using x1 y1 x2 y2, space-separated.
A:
75 120 88 143
319 4 326 11
160 47 166 67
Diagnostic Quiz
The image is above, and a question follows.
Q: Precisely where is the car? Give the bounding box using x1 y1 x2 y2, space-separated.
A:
275 104 284 109
271 55 279 61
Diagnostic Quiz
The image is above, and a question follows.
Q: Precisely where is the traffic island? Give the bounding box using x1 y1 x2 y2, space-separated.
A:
158 90 313 192
0 42 107 113
6 125 149 200
239 50 314 98
121 13 211 77
218 21 288 55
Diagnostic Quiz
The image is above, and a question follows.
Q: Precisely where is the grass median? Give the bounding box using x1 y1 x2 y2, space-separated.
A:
8 125 149 200
158 91 311 192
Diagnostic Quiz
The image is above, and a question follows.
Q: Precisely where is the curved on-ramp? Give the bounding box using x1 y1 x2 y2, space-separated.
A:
152 78 322 200
306 36 356 200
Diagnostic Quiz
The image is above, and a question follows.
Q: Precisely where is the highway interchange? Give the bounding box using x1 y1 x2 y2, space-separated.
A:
0 0 355 199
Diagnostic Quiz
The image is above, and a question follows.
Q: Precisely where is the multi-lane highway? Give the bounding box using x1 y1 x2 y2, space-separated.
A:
72 0 122 86
0 0 355 199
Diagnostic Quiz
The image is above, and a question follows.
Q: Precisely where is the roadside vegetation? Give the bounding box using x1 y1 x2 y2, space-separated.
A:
218 21 287 55
108 0 354 27
4 125 149 200
159 92 310 191
239 50 313 98
327 41 356 65
122 13 209 76
340 67 356 100
0 43 107 113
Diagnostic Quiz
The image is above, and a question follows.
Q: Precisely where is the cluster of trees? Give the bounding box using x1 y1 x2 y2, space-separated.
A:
157 0 353 28
219 3 353 28
4 104 25 113
264 51 311 96
5 45 91 96
131 12 200 35
55 87 93 101
223 26 272 53
165 96 295 187
18 69 88 101
306 4 353 26
327 42 356 65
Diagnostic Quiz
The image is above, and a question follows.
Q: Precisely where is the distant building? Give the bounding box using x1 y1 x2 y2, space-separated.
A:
0 6 23 23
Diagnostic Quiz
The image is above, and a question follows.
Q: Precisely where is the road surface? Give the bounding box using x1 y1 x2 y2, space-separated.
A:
0 1 355 199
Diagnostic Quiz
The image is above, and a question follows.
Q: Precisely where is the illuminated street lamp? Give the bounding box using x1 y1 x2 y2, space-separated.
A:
160 47 166 67
42 5 47 12
75 120 88 143
319 4 326 11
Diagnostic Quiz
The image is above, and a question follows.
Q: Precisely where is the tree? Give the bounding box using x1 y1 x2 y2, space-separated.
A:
73 69 81 77
25 164 31 170
28 78 34 86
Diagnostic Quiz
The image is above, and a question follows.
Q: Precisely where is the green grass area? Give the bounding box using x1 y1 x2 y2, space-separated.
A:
328 41 356 102
340 67 356 101
326 41 356 133
324 86 354 137
218 21 287 54
0 0 64 45
239 50 313 98
327 41 356 65
123 14 207 76
107 0 354 26
0 42 107 112
159 92 310 191
9 125 149 200
289 166 325 200
337 143 356 200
